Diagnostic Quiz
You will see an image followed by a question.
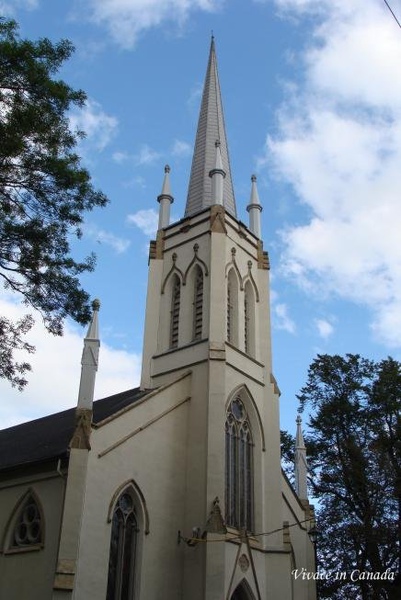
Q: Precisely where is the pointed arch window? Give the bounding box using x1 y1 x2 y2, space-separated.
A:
225 397 254 532
244 282 255 357
227 269 238 345
107 492 139 600
10 493 43 550
193 266 204 340
170 274 181 348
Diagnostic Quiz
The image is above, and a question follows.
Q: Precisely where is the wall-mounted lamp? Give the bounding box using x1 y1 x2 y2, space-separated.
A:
308 526 318 545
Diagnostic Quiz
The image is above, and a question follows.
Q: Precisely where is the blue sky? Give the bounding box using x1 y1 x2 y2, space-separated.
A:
2 0 401 437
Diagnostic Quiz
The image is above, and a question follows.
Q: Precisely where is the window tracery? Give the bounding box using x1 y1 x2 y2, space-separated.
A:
107 492 139 600
225 397 254 532
10 494 43 549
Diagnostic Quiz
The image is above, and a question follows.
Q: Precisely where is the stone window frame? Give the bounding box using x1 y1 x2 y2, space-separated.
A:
2 488 45 554
106 481 148 600
225 396 254 533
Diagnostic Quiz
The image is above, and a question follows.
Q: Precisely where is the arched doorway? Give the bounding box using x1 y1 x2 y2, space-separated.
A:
231 579 256 600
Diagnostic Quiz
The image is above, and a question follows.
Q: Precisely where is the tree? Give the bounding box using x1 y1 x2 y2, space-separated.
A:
0 18 108 389
297 354 401 599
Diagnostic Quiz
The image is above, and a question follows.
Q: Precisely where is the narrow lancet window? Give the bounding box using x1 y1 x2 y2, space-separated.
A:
226 269 238 345
227 280 232 342
225 397 254 532
170 274 181 348
107 492 139 600
244 282 255 357
193 266 203 340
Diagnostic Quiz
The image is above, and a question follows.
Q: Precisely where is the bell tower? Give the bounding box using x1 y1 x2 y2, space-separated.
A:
139 37 308 600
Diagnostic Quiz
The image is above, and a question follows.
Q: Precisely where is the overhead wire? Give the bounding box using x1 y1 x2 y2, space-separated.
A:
181 516 315 545
383 0 401 29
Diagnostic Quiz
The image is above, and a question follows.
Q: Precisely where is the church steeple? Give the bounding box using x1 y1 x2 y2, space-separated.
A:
185 36 236 218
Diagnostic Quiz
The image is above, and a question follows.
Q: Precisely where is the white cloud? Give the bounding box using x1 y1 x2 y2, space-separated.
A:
273 302 296 334
0 0 38 15
135 144 161 166
113 145 161 166
315 318 334 340
0 294 141 428
79 0 221 48
127 209 159 237
70 98 118 151
84 223 131 253
171 139 192 157
264 0 401 348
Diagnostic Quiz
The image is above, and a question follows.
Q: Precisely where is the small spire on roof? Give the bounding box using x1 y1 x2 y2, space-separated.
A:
209 139 226 206
246 174 263 238
157 164 174 229
294 415 308 501
85 298 100 340
77 300 101 410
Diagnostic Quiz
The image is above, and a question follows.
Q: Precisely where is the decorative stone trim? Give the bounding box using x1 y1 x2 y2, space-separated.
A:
70 408 92 450
242 261 260 302
210 205 227 233
161 253 184 294
205 497 227 534
257 240 270 270
183 243 209 284
225 248 244 290
53 558 76 591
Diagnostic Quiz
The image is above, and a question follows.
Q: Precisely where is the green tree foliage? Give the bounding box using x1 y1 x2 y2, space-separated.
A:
298 354 401 599
280 429 295 483
0 18 108 388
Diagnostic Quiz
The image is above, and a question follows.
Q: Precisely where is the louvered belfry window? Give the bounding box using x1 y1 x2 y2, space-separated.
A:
244 292 249 354
193 266 204 340
170 274 181 348
107 492 139 600
225 397 254 532
227 279 232 342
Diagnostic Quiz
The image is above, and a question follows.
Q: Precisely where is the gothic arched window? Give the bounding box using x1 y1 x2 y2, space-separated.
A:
227 269 238 345
225 397 254 532
8 492 43 550
244 282 255 357
170 274 181 348
193 266 204 340
107 492 139 600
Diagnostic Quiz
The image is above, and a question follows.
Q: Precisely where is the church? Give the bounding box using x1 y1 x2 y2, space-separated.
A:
0 39 316 600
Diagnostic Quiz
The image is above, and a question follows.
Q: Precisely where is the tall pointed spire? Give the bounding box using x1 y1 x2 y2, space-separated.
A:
185 37 236 218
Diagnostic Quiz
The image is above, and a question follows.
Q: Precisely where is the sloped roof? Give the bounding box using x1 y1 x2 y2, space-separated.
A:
185 37 236 218
0 387 148 472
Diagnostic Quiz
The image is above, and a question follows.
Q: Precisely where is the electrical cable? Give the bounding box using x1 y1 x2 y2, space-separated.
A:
180 516 315 545
383 0 401 29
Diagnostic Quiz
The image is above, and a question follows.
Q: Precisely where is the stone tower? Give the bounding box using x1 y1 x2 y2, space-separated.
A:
139 38 311 600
